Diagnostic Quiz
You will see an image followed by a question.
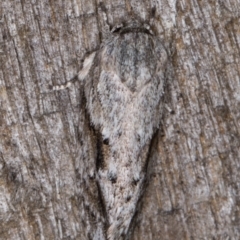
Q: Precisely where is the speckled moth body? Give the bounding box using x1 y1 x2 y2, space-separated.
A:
53 21 168 240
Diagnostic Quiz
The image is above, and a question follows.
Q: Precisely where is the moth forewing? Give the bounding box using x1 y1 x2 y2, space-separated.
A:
51 21 168 240
84 24 168 239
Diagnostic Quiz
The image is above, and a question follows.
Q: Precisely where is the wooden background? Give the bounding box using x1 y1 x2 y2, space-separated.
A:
0 0 240 239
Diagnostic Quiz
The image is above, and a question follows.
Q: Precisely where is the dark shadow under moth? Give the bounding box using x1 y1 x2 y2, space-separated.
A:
53 21 168 240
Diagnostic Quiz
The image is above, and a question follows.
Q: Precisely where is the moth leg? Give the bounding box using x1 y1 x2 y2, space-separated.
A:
50 76 78 91
50 52 96 91
165 104 174 114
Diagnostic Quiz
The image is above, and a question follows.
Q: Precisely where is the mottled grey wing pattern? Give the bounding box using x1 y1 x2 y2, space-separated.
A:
52 22 168 240
83 26 168 240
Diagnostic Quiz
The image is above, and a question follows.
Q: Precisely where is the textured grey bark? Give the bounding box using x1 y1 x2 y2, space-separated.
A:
0 0 240 239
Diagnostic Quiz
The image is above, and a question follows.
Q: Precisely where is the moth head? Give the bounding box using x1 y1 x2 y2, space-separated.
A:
111 21 154 35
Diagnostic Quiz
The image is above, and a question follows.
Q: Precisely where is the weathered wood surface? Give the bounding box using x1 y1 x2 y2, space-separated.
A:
0 0 240 239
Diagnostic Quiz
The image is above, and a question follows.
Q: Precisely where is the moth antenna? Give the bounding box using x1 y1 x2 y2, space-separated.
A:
98 2 111 38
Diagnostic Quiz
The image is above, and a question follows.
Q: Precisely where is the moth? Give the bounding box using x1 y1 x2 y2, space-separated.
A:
53 21 168 240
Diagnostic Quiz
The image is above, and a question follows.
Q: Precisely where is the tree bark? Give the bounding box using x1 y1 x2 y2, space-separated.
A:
0 0 240 239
